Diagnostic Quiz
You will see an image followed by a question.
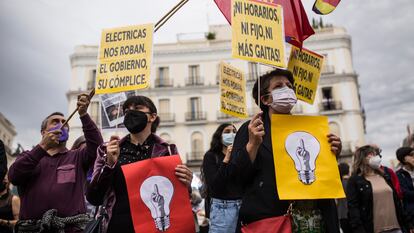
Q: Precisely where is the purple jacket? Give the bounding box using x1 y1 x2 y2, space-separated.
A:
8 114 103 223
86 134 178 233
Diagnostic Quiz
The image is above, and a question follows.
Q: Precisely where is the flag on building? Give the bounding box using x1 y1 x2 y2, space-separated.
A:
312 0 341 15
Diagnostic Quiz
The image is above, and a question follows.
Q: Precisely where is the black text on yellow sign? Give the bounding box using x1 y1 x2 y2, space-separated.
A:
288 45 324 104
231 0 285 68
96 24 154 94
220 62 248 119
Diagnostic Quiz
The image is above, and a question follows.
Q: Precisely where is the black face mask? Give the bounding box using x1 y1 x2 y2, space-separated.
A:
123 110 148 134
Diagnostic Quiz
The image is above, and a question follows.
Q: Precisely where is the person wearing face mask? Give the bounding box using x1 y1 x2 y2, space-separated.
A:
86 95 193 233
201 123 241 233
8 93 103 233
396 147 414 229
347 145 412 233
230 69 343 233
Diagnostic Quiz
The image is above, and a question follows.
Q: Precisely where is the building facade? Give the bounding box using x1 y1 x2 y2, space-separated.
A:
0 112 17 167
67 25 365 170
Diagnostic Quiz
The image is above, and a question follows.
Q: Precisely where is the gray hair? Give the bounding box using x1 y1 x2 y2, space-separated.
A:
40 112 64 132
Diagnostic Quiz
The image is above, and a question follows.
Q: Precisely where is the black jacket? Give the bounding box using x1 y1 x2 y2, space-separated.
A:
346 168 410 233
396 168 414 224
230 113 340 233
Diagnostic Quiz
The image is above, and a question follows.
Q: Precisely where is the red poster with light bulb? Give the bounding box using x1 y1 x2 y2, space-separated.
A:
121 155 195 233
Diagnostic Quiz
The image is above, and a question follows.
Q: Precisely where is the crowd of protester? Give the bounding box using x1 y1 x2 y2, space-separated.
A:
1 69 414 233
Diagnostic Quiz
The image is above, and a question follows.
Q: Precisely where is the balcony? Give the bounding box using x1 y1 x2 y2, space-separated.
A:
321 65 335 75
319 100 343 115
185 111 207 124
185 76 204 86
158 113 175 126
216 111 242 123
186 152 204 167
155 78 174 88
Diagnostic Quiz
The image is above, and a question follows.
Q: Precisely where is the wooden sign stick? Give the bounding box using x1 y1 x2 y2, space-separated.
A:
61 89 95 129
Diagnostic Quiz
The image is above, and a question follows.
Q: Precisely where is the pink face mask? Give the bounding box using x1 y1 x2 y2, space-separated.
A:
268 86 297 114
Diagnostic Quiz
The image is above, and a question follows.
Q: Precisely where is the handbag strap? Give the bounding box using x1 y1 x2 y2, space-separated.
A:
285 202 295 216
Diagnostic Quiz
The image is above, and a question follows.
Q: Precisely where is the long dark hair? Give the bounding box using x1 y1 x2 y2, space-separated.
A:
208 123 236 155
200 123 235 199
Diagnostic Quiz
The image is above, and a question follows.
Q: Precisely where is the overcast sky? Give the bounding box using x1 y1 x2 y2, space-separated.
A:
0 0 413 162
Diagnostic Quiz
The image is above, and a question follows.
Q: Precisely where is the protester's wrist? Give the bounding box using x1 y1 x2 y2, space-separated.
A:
246 141 259 152
79 111 88 117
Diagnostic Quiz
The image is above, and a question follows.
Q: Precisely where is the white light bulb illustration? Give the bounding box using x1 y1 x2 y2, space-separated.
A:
140 176 174 231
285 131 320 185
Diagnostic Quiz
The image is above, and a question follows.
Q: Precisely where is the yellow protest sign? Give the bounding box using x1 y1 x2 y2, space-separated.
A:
231 0 286 68
220 62 248 118
271 114 345 200
95 24 154 94
288 45 324 104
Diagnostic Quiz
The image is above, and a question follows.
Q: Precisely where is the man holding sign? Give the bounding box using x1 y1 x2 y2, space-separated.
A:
87 96 194 233
9 93 103 233
230 69 342 232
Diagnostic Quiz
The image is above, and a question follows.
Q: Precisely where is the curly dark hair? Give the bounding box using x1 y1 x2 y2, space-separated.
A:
208 123 236 154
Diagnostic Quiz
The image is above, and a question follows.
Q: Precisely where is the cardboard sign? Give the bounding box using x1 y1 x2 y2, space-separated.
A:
121 155 195 233
99 91 136 129
271 114 345 200
219 62 248 119
96 24 154 94
288 45 324 104
231 0 286 68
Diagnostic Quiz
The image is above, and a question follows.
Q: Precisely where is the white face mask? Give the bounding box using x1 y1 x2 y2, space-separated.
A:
268 86 297 114
368 156 382 170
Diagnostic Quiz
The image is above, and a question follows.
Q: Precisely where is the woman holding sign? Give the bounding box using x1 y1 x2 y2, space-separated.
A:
231 69 342 233
86 96 194 233
201 123 242 233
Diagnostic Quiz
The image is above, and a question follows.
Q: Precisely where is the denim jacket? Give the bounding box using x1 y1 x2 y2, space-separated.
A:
86 134 178 233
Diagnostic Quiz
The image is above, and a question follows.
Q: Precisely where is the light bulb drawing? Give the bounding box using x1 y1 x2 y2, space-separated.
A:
140 176 174 231
285 131 320 185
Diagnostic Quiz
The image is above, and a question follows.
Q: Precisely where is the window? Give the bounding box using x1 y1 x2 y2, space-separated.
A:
159 99 174 122
189 97 201 120
185 97 206 121
87 69 96 90
156 67 171 87
321 54 334 74
248 62 259 81
159 99 170 113
187 65 202 85
321 87 334 110
190 132 204 161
